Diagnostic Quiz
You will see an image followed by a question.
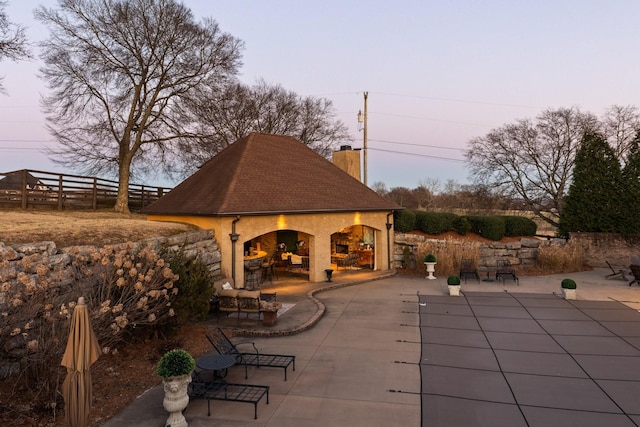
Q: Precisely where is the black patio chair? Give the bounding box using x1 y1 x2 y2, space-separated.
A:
629 265 640 286
605 260 627 280
495 259 519 285
206 328 295 380
459 258 480 283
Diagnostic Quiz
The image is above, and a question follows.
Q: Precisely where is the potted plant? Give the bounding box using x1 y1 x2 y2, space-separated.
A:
157 348 195 427
447 275 461 296
260 300 283 326
561 278 577 300
423 253 437 280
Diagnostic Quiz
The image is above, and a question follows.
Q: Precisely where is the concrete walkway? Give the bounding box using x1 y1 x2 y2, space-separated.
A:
102 268 640 426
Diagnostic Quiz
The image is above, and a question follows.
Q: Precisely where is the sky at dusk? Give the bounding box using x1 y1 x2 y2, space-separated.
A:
2 0 639 190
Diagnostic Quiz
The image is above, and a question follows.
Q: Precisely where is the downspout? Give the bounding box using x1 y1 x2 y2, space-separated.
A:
386 211 394 270
229 216 241 282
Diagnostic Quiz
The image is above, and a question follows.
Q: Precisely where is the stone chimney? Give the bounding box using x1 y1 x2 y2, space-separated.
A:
332 145 361 182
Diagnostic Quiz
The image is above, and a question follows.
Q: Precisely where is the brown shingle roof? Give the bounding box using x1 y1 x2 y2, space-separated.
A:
143 133 400 216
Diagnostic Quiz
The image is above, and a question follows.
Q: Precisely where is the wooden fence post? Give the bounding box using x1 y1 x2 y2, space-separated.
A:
57 175 63 210
20 169 27 209
92 177 97 210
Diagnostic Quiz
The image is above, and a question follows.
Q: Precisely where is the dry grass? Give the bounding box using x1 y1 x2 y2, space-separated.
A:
417 238 481 277
0 209 196 247
537 239 584 274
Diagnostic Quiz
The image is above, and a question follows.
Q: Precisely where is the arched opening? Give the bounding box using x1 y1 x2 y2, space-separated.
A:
330 224 376 271
242 229 311 288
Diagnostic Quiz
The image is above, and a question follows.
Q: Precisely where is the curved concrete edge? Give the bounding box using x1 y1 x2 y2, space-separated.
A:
234 270 398 337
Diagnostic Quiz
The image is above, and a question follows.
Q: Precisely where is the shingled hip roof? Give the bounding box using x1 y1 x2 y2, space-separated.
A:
143 133 400 216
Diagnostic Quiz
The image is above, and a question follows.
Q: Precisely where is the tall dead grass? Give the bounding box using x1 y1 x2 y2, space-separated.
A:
417 239 481 277
537 240 584 274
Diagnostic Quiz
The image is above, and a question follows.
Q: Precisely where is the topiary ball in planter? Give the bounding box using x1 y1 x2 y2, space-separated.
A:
561 278 577 289
423 253 437 263
447 275 461 286
156 348 196 379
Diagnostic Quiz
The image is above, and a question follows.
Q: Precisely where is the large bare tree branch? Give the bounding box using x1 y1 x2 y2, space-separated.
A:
466 107 599 228
36 0 243 213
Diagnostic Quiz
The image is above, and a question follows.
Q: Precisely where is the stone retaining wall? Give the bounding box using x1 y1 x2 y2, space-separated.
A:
393 232 563 269
568 232 640 268
0 229 221 297
393 232 640 270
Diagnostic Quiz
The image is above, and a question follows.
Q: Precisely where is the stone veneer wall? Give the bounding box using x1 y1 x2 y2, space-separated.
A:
0 229 221 294
568 232 640 268
393 232 563 270
393 232 640 270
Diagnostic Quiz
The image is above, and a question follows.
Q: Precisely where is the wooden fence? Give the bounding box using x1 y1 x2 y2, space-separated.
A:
0 169 172 212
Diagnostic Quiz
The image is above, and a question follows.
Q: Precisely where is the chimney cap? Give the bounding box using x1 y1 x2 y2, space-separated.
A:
339 145 352 151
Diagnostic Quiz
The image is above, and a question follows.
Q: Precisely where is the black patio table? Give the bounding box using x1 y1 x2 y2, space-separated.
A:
477 267 497 282
196 354 236 379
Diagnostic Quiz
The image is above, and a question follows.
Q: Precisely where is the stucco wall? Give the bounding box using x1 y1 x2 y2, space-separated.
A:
147 211 395 285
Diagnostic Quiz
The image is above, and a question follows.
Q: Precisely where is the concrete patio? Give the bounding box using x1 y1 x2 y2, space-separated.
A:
102 268 640 426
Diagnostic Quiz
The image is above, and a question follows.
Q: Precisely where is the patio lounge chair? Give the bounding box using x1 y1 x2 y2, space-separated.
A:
605 260 627 280
189 375 269 419
495 259 519 285
459 258 480 283
206 328 296 380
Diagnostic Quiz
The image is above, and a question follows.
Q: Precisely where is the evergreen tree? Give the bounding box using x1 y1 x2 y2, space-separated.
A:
620 132 640 233
559 131 623 235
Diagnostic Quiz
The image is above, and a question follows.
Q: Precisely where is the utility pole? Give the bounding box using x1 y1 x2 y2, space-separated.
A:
357 91 369 186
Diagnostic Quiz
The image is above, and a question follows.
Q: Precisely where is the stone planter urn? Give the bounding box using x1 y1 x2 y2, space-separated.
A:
162 374 192 427
262 310 278 326
424 262 437 280
156 348 195 427
423 254 437 280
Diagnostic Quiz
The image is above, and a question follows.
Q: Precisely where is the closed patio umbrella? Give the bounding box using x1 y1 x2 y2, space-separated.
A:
61 297 101 427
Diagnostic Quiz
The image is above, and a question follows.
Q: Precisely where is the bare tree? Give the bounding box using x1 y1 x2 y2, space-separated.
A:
0 0 31 93
370 181 388 197
601 105 640 162
36 0 243 213
466 107 598 228
182 79 351 171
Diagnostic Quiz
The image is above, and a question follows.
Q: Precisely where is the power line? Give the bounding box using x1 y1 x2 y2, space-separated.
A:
0 146 47 151
369 111 486 127
369 138 465 152
367 147 465 162
368 91 542 110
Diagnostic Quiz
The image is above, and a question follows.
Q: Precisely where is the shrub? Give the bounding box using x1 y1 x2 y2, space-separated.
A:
467 215 505 240
423 253 437 263
0 242 179 412
503 216 537 236
156 348 195 378
454 216 472 235
394 210 416 232
164 247 214 322
415 211 457 234
447 275 461 285
561 278 577 289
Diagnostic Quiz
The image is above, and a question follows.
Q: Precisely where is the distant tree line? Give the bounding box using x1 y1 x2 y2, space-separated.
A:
371 179 522 212
466 106 640 230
